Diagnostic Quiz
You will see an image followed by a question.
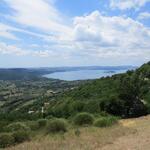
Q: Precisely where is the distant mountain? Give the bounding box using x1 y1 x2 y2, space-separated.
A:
0 66 136 80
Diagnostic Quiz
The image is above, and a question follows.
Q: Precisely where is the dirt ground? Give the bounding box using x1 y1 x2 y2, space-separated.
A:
101 115 150 150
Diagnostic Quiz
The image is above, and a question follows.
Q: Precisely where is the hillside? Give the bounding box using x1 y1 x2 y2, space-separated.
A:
0 78 84 113
6 115 150 150
44 62 150 119
1 62 149 118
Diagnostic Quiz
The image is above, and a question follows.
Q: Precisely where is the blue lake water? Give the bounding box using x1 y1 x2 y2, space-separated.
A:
43 69 128 81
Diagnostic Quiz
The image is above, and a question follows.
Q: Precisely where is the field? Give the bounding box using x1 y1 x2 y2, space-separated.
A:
0 79 84 113
6 115 150 150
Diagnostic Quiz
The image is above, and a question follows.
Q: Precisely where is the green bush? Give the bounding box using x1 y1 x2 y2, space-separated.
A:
73 112 94 126
6 122 30 132
94 116 118 127
0 121 8 133
27 121 39 131
47 119 67 133
46 115 53 119
37 119 47 128
13 130 30 143
0 133 15 148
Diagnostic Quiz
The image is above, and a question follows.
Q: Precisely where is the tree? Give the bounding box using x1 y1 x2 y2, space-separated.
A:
118 74 147 117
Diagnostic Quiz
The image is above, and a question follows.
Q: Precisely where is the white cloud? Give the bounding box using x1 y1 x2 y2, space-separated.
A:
0 42 71 59
1 0 150 66
4 0 71 35
0 42 29 56
0 42 50 57
71 11 150 60
138 12 150 20
0 23 19 40
0 22 56 41
110 0 150 10
1 10 150 64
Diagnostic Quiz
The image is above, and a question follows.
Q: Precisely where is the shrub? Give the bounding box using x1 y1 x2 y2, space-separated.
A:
46 115 53 119
0 133 15 148
83 100 100 113
94 116 118 127
0 121 8 133
37 119 47 128
27 121 39 131
47 119 67 133
73 112 94 126
6 122 30 132
13 130 30 143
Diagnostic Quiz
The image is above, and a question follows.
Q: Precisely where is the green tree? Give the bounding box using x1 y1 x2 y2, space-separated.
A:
118 74 147 117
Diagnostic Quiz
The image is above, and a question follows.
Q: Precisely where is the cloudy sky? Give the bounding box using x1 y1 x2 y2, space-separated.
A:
0 0 150 67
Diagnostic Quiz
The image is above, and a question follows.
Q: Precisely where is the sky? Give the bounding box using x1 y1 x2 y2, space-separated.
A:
0 0 150 68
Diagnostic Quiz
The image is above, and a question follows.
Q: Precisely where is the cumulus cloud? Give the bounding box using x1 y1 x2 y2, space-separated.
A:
72 11 150 60
1 10 150 63
110 0 150 10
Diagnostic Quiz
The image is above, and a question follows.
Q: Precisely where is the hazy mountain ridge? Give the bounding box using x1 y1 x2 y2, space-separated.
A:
0 66 136 80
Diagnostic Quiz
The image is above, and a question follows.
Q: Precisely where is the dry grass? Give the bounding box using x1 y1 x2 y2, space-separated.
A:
6 125 131 150
102 115 150 150
6 115 150 150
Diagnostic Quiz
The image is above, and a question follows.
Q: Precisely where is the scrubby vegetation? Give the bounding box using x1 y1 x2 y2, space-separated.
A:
27 121 40 131
6 122 30 132
4 115 150 150
73 112 94 126
37 119 47 128
46 119 67 133
12 130 30 143
0 133 15 148
94 116 118 127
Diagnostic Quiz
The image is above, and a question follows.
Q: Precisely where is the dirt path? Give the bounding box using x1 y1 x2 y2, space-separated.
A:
101 115 150 150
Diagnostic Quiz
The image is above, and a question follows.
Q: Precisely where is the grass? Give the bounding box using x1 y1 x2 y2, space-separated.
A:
94 116 118 127
5 115 150 150
6 123 131 150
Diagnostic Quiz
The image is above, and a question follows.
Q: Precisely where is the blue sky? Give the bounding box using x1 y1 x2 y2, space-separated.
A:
0 0 150 68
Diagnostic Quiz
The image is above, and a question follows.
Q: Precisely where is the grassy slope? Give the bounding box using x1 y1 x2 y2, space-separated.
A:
6 115 150 150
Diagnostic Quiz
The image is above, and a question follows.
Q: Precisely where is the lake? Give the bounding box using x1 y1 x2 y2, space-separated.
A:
43 69 128 81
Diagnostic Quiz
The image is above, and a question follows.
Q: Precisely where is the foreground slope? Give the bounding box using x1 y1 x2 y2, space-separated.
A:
7 115 150 150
